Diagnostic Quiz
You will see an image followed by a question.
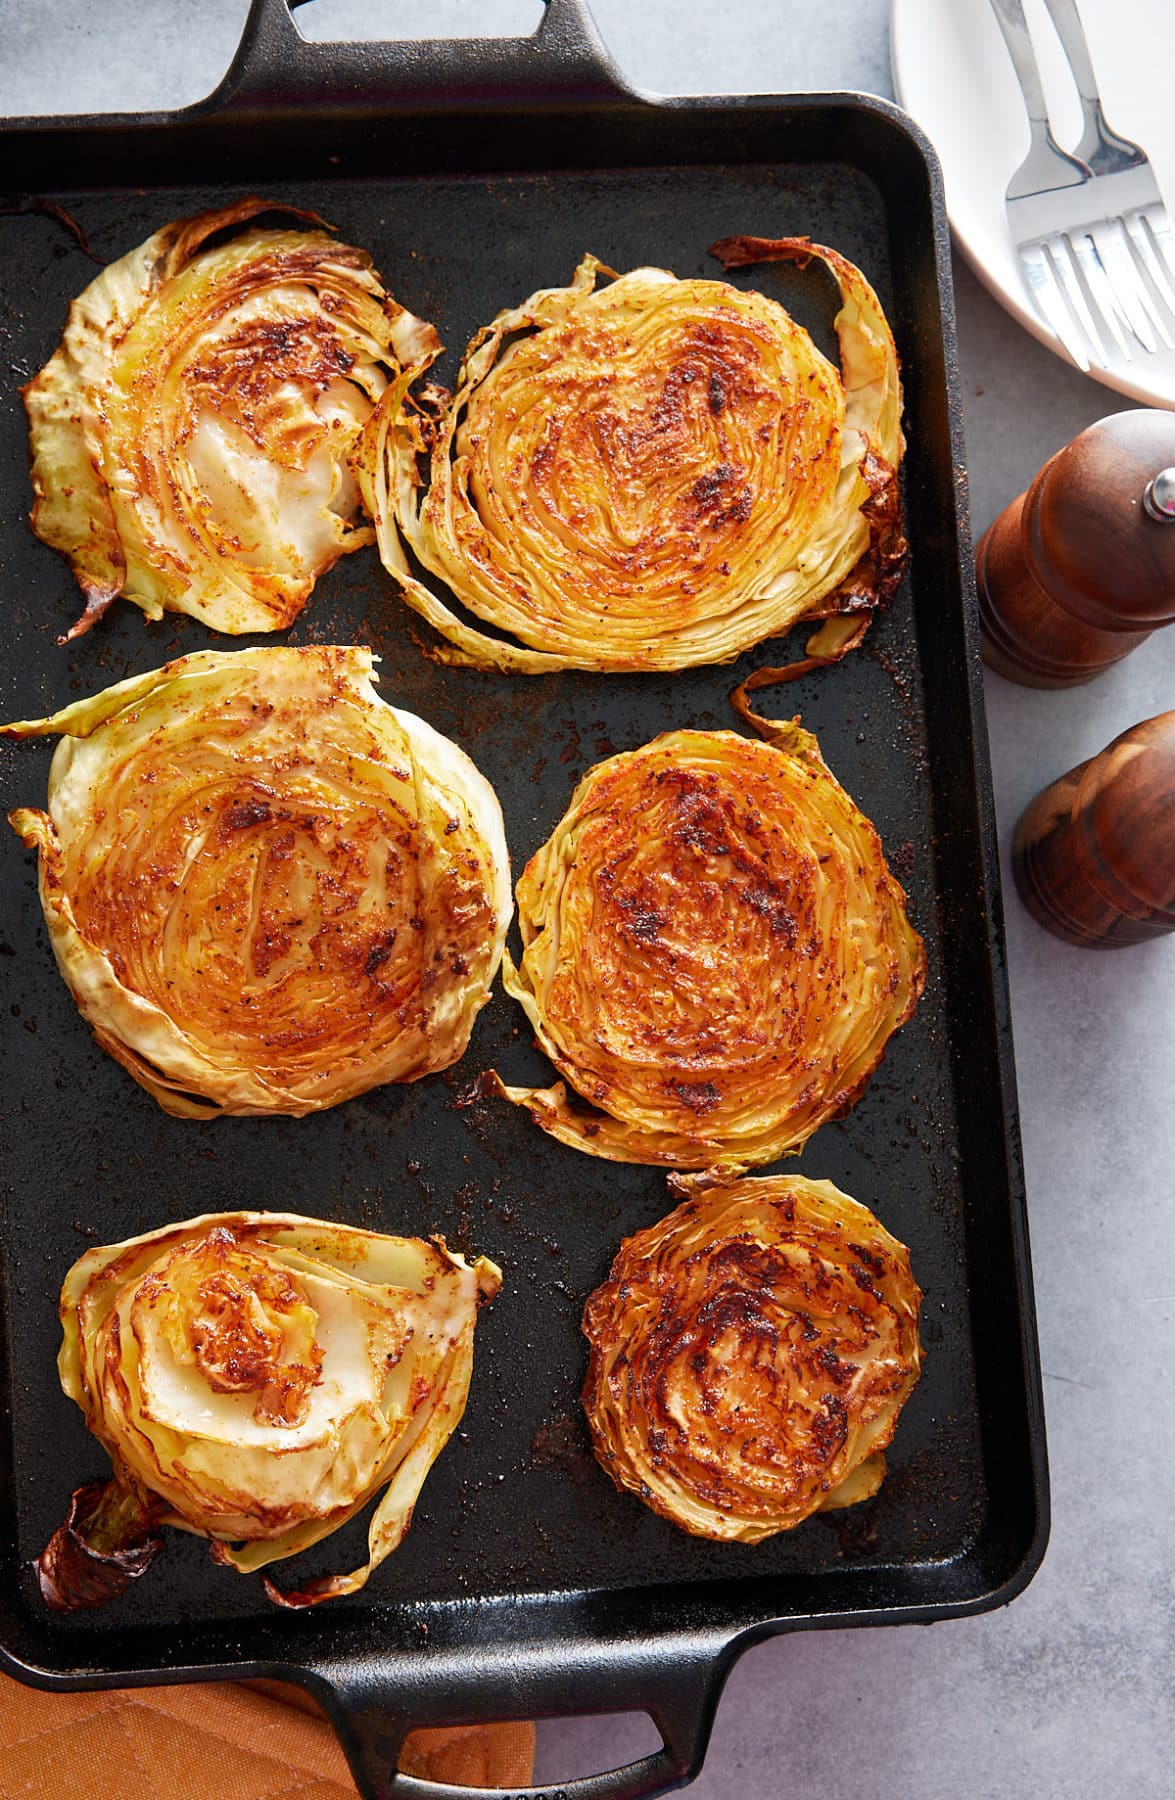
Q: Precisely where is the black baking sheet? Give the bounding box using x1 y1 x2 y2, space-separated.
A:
0 145 1042 1688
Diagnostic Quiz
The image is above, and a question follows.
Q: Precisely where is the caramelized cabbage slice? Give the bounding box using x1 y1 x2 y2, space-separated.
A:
4 646 510 1117
355 242 904 673
582 1171 923 1541
489 721 924 1167
42 1212 500 1608
25 198 438 639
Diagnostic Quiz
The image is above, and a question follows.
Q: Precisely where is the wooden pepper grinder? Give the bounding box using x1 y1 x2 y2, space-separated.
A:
976 409 1175 686
1013 711 1175 946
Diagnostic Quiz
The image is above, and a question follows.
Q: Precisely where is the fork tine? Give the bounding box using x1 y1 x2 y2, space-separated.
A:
1067 231 1134 359
1141 207 1175 295
1051 234 1124 362
1124 212 1175 319
1075 227 1149 353
1020 240 1093 371
1118 216 1175 345
1091 221 1172 351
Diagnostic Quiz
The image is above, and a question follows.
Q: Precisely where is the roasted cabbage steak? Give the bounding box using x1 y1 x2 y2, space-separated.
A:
582 1171 923 1540
489 720 924 1166
38 1213 500 1608
356 241 904 673
25 199 438 638
4 646 510 1117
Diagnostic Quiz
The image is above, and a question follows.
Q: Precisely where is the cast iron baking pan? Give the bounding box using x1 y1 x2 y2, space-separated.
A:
0 3 1049 1795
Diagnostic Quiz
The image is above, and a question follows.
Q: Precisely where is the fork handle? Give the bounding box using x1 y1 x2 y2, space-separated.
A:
1040 0 1139 166
989 0 1054 139
1041 0 1100 102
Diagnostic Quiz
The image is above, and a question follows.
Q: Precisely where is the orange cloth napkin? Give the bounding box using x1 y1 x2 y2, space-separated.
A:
0 1667 535 1797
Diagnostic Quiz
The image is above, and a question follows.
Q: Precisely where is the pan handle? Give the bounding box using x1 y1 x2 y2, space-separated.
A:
311 1635 733 1800
210 0 633 115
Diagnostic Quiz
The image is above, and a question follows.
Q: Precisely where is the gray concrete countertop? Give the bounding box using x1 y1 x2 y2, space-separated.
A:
2 4 1172 1796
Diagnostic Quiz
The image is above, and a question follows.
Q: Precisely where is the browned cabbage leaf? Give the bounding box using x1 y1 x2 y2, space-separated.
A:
488 721 924 1167
41 1213 500 1608
582 1171 923 1541
354 240 904 673
4 646 510 1117
24 198 439 639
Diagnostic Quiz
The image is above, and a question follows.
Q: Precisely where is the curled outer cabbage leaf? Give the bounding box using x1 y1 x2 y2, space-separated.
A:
24 198 439 639
4 646 510 1118
582 1171 923 1541
354 241 905 674
46 1212 501 1607
489 721 925 1167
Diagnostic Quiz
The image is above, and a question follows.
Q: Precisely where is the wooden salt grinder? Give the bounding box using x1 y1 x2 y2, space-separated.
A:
1013 711 1175 946
976 410 1175 686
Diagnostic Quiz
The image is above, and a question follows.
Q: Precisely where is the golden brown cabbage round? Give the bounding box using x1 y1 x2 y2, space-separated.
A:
489 721 924 1167
4 646 510 1117
354 240 904 674
24 198 439 639
48 1212 500 1607
582 1171 923 1541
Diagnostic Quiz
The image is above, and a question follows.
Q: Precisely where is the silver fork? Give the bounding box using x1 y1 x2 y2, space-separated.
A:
1045 0 1175 337
990 0 1175 371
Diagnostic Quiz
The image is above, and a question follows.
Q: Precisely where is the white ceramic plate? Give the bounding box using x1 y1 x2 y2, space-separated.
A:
891 0 1175 407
